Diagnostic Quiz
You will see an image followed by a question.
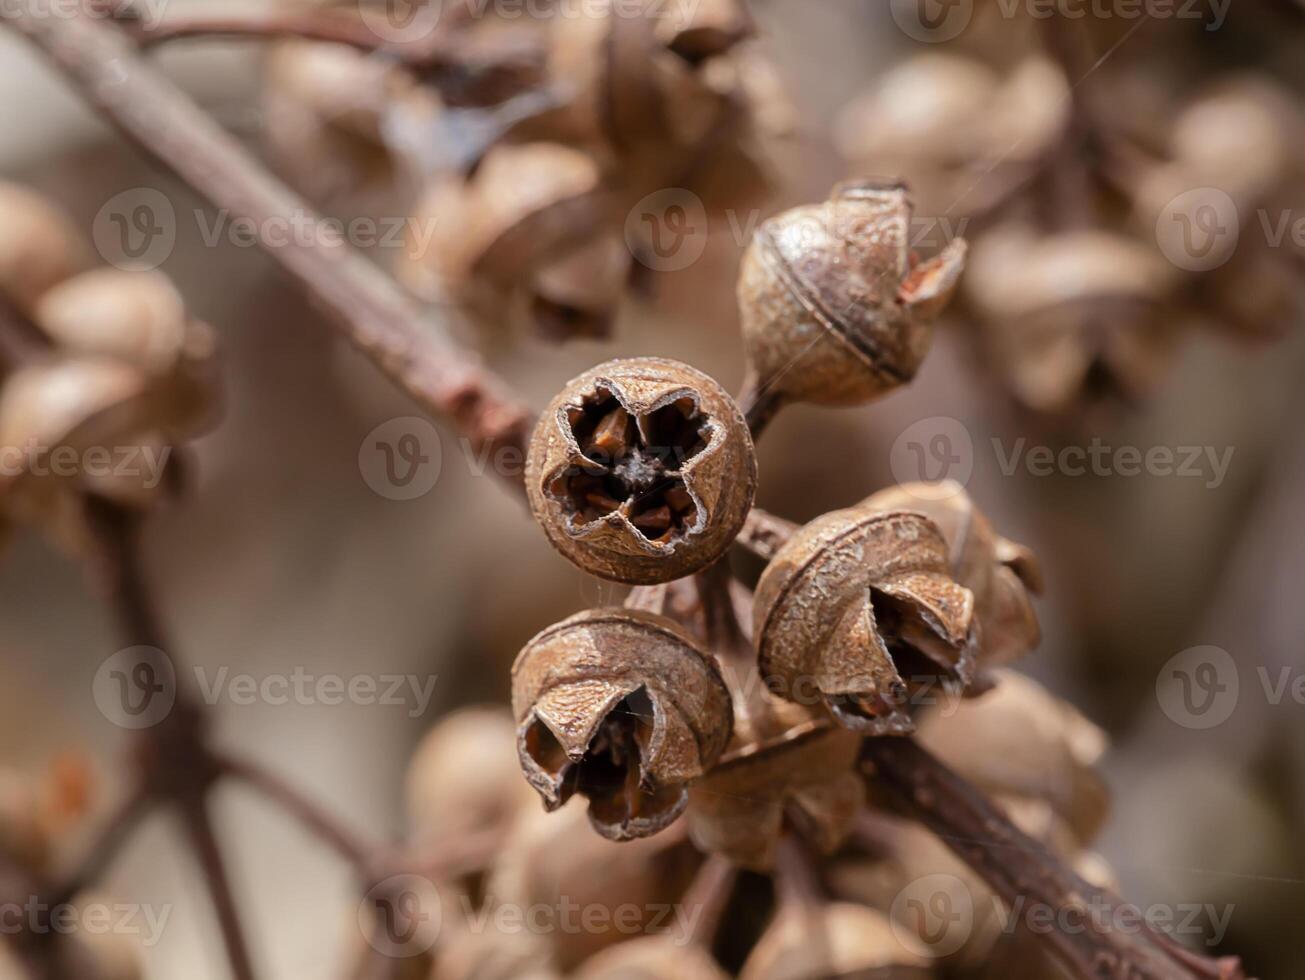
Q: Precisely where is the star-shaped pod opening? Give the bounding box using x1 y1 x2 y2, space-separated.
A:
520 685 690 841
548 388 711 543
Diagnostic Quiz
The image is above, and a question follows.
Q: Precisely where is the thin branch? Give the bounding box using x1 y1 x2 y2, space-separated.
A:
216 753 372 870
177 793 260 980
861 737 1248 980
2 6 533 499
735 508 797 563
48 783 155 907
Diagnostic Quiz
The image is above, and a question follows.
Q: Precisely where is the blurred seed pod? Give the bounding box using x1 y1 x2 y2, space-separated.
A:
512 608 733 841
262 39 439 201
536 0 741 178
739 901 930 980
400 143 615 338
0 769 50 873
0 181 89 314
964 224 1179 415
526 358 756 585
487 800 700 969
572 936 728 980
529 230 632 342
406 705 536 851
688 710 864 872
753 507 977 735
860 481 1042 669
915 670 1110 848
738 181 967 410
836 56 1068 215
1166 75 1303 207
433 918 558 980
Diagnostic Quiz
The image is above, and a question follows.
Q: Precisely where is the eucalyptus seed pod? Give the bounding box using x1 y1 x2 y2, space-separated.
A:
526 358 756 584
405 706 535 850
753 507 977 735
915 669 1110 847
573 937 728 980
964 223 1179 414
654 0 755 63
529 230 632 342
739 901 931 980
487 800 699 969
738 181 967 410
860 481 1042 669
0 181 89 313
540 1 736 172
512 608 733 840
262 39 438 200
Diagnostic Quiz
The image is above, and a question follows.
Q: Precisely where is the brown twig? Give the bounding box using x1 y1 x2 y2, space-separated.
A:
177 793 260 980
860 736 1248 980
216 754 374 872
735 507 797 562
1 6 534 500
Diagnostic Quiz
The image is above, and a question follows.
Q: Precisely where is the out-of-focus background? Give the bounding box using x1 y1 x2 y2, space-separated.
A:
1 1 1303 977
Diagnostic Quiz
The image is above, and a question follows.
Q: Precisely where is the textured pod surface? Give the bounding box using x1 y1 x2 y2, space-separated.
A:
739 902 931 980
512 608 733 840
526 358 756 584
738 180 966 407
754 507 976 735
573 936 728 980
861 481 1042 668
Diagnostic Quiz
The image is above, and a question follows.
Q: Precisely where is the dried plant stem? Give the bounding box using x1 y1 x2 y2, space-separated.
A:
735 508 797 562
1 6 533 500
216 754 373 871
177 793 259 980
738 371 786 440
679 854 738 949
861 736 1247 980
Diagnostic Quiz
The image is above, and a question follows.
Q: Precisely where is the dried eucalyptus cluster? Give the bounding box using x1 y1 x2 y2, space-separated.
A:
0 764 144 979
394 0 790 340
0 182 219 554
837 32 1305 418
439 177 1165 979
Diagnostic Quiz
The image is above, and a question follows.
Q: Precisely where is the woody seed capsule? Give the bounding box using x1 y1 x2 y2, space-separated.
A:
526 358 756 585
